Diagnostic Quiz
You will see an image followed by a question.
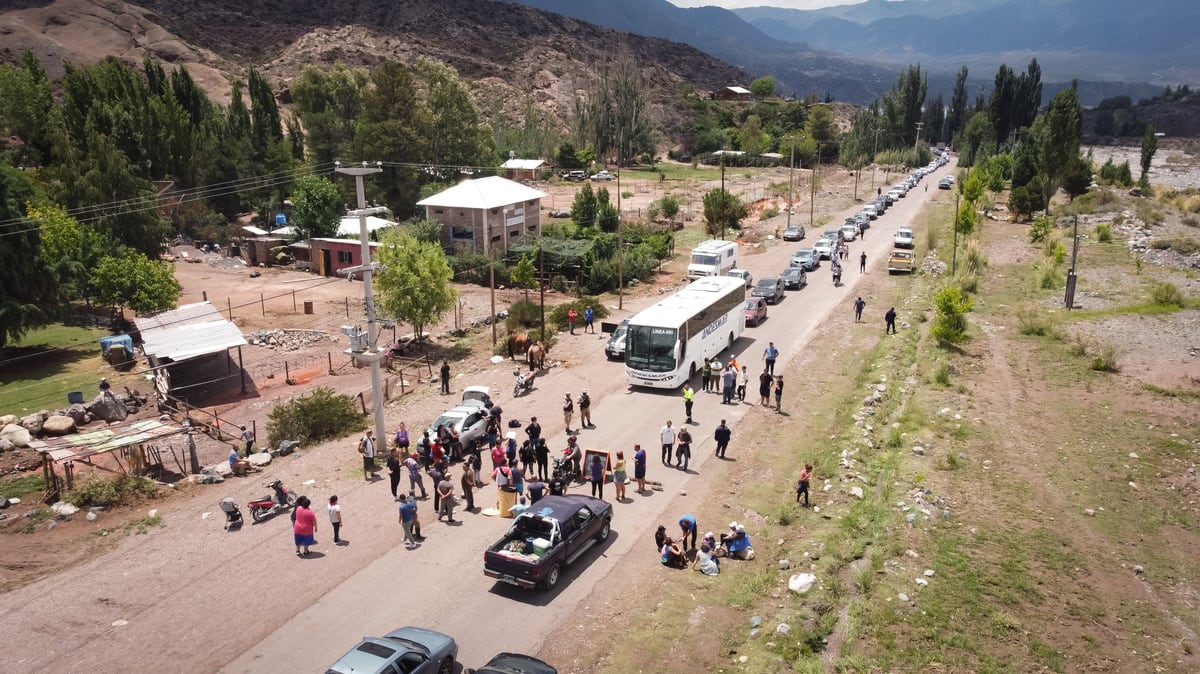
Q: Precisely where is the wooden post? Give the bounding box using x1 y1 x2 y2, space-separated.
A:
202 291 208 302
327 351 334 375
399 366 406 395
358 392 367 415
292 290 297 313
285 360 290 384
227 297 233 320
260 293 266 316
238 345 246 394
345 297 349 318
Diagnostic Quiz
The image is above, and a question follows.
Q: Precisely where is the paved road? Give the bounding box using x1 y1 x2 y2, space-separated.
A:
220 161 955 672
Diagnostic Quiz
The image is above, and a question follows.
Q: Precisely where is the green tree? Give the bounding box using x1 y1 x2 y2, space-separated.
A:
403 217 443 244
0 165 60 349
355 62 430 217
954 201 976 237
804 104 839 146
291 175 343 240
574 61 653 165
556 142 584 169
1033 87 1082 213
596 187 619 234
702 189 747 238
571 182 598 228
749 76 776 99
659 195 680 225
510 253 537 302
91 250 181 315
290 63 368 165
0 49 54 166
1062 155 1093 201
31 201 108 299
1140 123 1158 183
1010 178 1044 222
415 58 496 170
948 66 970 138
931 284 974 347
961 169 986 205
959 111 995 167
738 114 770 155
375 230 458 339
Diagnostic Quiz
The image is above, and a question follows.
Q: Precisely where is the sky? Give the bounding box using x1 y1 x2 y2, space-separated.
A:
667 0 869 8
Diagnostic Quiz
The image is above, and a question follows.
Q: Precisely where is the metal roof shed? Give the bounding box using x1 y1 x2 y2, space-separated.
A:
134 302 250 398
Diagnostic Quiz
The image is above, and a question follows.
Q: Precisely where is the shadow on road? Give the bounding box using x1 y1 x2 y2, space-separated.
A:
485 531 622 606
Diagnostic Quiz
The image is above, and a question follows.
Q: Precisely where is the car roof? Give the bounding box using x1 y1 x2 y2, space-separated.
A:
476 652 559 674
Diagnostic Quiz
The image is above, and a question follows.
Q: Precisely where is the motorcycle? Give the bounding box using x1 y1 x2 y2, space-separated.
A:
512 369 535 397
248 479 297 523
831 263 843 286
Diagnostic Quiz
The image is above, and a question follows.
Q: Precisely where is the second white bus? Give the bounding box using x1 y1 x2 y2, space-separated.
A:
624 276 746 389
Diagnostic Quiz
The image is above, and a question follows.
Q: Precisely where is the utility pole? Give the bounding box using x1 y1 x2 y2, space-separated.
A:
617 135 624 309
1065 215 1080 310
483 208 497 346
914 121 925 166
786 135 795 230
810 143 821 229
336 161 387 448
538 241 547 341
870 127 881 195
719 151 726 240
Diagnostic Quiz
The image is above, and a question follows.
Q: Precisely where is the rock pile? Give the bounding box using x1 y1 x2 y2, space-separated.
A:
245 329 331 351
0 390 148 452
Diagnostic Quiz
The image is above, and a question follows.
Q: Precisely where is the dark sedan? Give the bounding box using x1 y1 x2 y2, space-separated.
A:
781 225 806 241
780 266 807 290
469 653 558 674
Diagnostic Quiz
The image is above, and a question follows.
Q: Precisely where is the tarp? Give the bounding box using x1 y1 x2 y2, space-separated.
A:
99 334 133 356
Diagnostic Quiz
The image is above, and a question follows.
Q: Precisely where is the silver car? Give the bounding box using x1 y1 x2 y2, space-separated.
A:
326 626 458 674
813 236 836 260
791 248 818 271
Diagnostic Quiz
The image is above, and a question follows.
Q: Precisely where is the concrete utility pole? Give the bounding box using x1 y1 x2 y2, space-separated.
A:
336 161 388 446
786 135 795 230
810 143 821 228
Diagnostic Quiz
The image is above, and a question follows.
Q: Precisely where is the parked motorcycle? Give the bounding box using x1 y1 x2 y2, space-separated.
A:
512 369 535 397
248 479 296 523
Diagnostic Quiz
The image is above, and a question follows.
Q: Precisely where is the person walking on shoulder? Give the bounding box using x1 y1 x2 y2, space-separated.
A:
675 426 692 471
327 495 343 544
439 360 451 395
797 464 813 507
763 342 779 375
885 307 897 335
854 296 866 323
682 384 695 423
659 420 676 466
859 250 867 274
398 495 419 549
774 375 785 413
714 419 731 458
405 452 427 499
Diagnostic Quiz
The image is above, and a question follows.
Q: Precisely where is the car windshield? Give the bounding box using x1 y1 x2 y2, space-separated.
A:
754 280 774 290
626 325 677 373
691 254 718 266
744 300 758 309
609 325 627 342
432 414 460 431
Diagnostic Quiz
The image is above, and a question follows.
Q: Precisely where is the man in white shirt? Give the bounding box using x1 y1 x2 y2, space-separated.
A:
660 420 677 467
359 430 377 481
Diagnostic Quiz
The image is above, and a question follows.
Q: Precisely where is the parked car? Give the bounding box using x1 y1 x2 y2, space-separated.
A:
781 224 806 241
791 247 818 271
751 277 785 305
871 197 887 215
744 298 768 326
780 266 807 290
591 170 614 181
938 177 953 190
894 227 915 249
726 268 754 289
484 495 613 590
854 212 871 230
812 236 836 260
547 209 570 218
565 170 586 182
468 653 558 674
862 204 878 220
326 626 458 674
428 404 489 453
888 250 915 274
839 223 859 242
604 318 630 361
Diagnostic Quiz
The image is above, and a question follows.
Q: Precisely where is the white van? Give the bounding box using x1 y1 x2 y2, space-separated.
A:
687 240 739 280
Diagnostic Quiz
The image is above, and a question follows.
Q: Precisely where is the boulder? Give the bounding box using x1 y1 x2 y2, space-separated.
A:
42 415 77 436
0 423 32 448
20 413 45 436
0 438 14 453
202 462 232 477
246 452 272 467
64 404 89 425
788 572 817 594
850 486 865 499
0 414 17 426
51 501 80 518
87 394 128 423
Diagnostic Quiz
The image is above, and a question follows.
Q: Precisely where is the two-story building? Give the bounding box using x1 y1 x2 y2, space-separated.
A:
416 176 548 254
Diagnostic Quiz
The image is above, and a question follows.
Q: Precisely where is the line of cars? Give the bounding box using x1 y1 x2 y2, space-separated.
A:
325 626 557 674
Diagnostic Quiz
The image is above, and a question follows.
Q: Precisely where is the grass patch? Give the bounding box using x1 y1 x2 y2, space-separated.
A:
0 474 45 500
128 513 163 534
1089 341 1121 372
1149 281 1185 307
1141 383 1200 399
0 323 112 413
728 569 776 608
626 163 721 182
66 473 160 508
930 360 952 386
1149 236 1200 255
1016 306 1056 336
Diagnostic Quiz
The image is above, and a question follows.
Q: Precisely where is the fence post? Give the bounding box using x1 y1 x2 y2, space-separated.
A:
328 351 334 374
285 360 290 384
292 290 297 313
345 297 349 318
227 297 233 320
399 366 407 395
261 293 266 316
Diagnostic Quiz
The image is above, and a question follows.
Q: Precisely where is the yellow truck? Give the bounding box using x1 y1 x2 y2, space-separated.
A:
887 250 914 274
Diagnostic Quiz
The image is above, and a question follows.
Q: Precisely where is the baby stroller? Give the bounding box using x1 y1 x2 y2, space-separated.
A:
219 497 243 530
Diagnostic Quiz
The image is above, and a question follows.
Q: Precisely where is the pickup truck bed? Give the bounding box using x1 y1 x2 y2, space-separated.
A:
484 495 612 590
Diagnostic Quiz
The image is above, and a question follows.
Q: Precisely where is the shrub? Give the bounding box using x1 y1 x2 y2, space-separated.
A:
759 207 780 221
1150 281 1185 307
66 474 159 508
1095 223 1113 242
1029 217 1053 244
1090 343 1121 372
1038 264 1063 289
959 273 979 294
925 225 939 252
1045 240 1067 266
1183 215 1199 228
962 238 988 275
266 387 366 449
1016 306 1054 336
930 361 952 386
505 300 542 331
932 284 974 347
548 298 608 331
1149 237 1200 255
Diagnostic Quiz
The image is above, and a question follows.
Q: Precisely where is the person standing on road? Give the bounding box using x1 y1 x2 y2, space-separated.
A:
797 464 813 507
394 422 410 454
429 461 445 511
860 250 867 274
885 307 898 335
854 296 866 323
436 472 457 523
386 449 403 500
399 495 419 549
404 453 427 499
460 468 475 512
327 495 343 545
701 358 712 393
579 389 593 428
678 513 698 551
675 426 692 471
763 342 779 375
525 415 542 453
682 384 695 423
714 419 731 459
527 477 547 504
613 451 627 501
589 454 605 499
568 308 578 335
634 444 647 493
722 364 736 404
660 420 677 466
240 425 254 456
535 437 550 481
519 439 535 479
774 375 785 413
584 306 595 333
358 430 377 481
708 358 722 394
439 360 451 395
737 366 749 402
562 393 575 433
758 370 773 407
292 496 317 557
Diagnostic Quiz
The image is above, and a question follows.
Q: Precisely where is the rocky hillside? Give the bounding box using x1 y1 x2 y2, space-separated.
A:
0 0 749 138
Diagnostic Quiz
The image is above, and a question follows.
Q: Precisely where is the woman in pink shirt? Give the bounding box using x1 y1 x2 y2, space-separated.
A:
292 496 317 556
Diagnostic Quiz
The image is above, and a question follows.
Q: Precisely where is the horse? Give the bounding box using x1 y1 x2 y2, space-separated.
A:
527 340 548 370
507 332 532 360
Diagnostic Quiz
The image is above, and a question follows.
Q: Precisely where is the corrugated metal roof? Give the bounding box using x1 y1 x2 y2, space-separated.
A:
135 302 247 362
336 215 396 237
416 176 548 210
501 158 546 170
35 418 188 462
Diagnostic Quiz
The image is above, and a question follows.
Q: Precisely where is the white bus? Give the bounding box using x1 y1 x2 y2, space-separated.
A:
686 239 738 280
624 276 746 389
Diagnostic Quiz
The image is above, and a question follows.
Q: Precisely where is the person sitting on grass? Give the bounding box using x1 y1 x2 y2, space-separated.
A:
660 535 686 569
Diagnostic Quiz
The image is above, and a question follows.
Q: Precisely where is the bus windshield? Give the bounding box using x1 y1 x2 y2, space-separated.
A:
626 326 677 372
690 254 719 266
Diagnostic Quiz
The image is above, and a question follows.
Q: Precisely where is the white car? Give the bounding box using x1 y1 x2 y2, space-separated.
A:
894 227 915 249
862 204 878 220
813 236 836 260
839 223 859 242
